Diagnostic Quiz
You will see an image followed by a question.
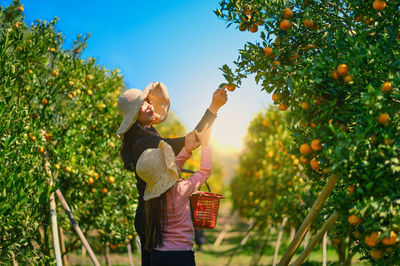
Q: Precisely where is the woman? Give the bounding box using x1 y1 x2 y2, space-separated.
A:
135 127 212 266
117 81 227 265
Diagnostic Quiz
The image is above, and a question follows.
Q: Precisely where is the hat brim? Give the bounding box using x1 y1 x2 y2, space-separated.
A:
116 92 148 136
143 173 178 201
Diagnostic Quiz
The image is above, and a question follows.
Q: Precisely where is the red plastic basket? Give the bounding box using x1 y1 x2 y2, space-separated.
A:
190 191 224 229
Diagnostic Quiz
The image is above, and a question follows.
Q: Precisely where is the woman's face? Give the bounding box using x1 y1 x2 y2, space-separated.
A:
137 98 155 126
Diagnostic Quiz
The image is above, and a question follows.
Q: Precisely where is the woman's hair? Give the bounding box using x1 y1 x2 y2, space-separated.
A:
145 191 168 251
120 122 159 171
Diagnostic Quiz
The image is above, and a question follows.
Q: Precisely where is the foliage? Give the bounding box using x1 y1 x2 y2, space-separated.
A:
216 0 400 263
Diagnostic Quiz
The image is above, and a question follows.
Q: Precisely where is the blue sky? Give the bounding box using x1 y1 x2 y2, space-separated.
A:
8 0 273 149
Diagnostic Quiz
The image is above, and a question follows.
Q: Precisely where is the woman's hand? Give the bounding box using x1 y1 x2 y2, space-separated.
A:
196 126 212 147
209 87 228 114
185 130 200 154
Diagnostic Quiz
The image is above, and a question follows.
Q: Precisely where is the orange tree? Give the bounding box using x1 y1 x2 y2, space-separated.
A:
0 1 139 262
216 0 400 263
231 107 310 239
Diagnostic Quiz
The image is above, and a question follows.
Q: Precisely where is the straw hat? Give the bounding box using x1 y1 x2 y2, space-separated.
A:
136 141 179 201
116 81 170 136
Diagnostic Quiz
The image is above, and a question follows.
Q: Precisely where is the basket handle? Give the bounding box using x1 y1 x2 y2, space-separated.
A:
181 168 211 192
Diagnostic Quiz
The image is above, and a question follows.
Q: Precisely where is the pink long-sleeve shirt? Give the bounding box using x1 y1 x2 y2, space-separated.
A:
155 146 212 251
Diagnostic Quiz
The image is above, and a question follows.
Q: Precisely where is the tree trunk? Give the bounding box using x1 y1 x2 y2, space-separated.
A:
58 226 68 266
105 241 111 266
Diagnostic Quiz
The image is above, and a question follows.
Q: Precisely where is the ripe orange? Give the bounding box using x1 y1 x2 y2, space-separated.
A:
45 133 52 141
74 48 79 54
282 8 293 19
300 144 312 155
108 176 115 184
280 19 291 31
243 6 253 16
343 75 353 83
289 52 299 62
101 188 108 194
66 166 72 172
88 177 95 185
18 6 24 12
311 139 323 151
37 146 44 153
226 84 235 91
87 74 94 80
300 155 309 164
272 60 281 68
15 22 20 29
278 102 288 111
310 159 320 171
331 71 339 80
373 0 386 10
50 48 56 53
87 89 93 95
370 248 383 259
348 185 355 194
365 232 380 247
109 142 115 148
51 70 59 77
304 19 314 29
381 82 393 93
264 47 273 57
382 231 397 245
249 24 258 33
377 113 389 125
301 102 310 110
337 64 349 76
310 122 316 128
347 215 362 226
267 151 274 158
28 69 33 74
272 92 282 102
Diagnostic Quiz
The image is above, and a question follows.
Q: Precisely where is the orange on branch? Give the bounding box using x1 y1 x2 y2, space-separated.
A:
381 82 393 93
311 139 323 151
365 232 381 247
300 102 310 110
377 113 389 125
337 64 349 76
304 19 314 29
278 102 288 111
249 24 258 33
343 75 353 83
331 71 339 80
310 158 320 171
370 249 383 259
348 215 362 226
272 92 282 102
300 155 309 164
382 231 397 246
264 47 273 57
300 144 312 155
373 0 386 10
289 52 299 62
282 8 293 19
280 19 291 31
226 84 235 91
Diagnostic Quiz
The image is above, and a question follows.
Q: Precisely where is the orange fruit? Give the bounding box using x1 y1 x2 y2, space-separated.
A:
50 48 56 53
108 176 115 184
382 231 397 245
51 70 59 77
101 188 108 194
282 8 293 19
353 231 360 238
87 89 93 95
249 24 258 33
304 19 314 29
311 139 323 151
264 47 273 57
365 232 381 247
310 122 316 128
381 82 393 93
243 6 253 16
272 60 281 68
239 23 247 31
331 71 339 80
42 98 48 105
300 155 309 164
300 144 312 155
278 102 288 111
310 159 321 171
88 177 95 185
370 248 383 259
347 215 362 226
301 102 310 110
377 113 389 125
348 185 355 194
74 48 79 54
226 84 235 91
45 133 52 141
343 75 353 83
337 64 349 76
109 142 115 148
87 74 94 80
267 151 274 158
37 146 44 153
373 0 386 10
66 166 72 172
288 52 299 62
280 19 291 31
18 6 24 12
